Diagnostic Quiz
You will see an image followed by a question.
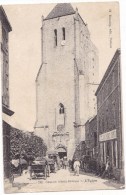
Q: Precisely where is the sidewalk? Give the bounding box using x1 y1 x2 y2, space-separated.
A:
79 169 125 189
4 178 19 194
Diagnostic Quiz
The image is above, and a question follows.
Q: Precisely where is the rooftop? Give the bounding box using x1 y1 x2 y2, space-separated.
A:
95 48 120 96
44 3 75 20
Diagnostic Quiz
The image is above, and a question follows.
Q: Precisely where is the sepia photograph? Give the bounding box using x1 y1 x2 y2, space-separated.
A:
0 0 125 193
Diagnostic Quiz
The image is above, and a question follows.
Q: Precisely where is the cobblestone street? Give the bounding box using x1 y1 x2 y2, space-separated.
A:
5 168 124 193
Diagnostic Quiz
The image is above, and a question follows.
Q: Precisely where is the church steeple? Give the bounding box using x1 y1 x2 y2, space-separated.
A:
44 3 75 20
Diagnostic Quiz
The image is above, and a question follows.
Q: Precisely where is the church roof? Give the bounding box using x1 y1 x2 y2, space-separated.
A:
44 3 75 20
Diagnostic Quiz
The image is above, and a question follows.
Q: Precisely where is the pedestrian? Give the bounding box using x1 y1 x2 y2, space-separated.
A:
96 160 102 176
71 159 75 171
73 158 80 176
45 155 50 177
60 158 63 168
80 159 84 170
68 159 72 170
63 157 67 169
28 161 32 179
57 155 60 170
101 156 111 179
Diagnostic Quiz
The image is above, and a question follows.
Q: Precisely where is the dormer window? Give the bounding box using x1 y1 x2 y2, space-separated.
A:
62 27 65 40
54 29 57 46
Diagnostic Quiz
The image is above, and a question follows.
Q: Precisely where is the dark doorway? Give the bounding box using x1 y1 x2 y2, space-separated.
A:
106 141 112 160
58 152 67 159
56 145 67 159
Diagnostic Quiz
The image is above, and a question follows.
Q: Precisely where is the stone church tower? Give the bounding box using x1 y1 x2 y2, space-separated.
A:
35 3 98 159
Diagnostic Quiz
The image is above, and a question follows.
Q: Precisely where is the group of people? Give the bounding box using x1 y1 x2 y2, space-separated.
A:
58 157 81 176
59 157 80 176
27 155 112 179
68 156 112 178
60 157 68 169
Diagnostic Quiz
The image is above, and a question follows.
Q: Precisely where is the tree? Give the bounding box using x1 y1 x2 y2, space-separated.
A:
10 127 47 161
73 141 86 160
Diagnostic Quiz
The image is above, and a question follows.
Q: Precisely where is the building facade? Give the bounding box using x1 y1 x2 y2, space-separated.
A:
0 6 14 179
95 49 124 181
85 115 97 157
35 3 98 159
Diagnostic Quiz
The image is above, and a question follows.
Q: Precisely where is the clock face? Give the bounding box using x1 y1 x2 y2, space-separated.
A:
57 124 64 132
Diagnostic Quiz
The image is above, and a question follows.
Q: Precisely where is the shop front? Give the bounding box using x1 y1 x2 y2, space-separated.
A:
99 129 120 179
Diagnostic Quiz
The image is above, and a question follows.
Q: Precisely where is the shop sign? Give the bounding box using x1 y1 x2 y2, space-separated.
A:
99 129 117 142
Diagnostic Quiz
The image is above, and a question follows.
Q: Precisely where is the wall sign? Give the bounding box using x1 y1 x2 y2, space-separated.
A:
99 129 117 142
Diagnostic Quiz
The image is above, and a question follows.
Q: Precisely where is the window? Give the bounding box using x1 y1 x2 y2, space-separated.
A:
113 140 116 167
102 118 104 132
62 27 65 40
106 116 108 129
112 70 115 88
59 103 64 114
100 142 104 162
112 101 116 129
54 29 57 46
94 132 97 147
99 118 101 132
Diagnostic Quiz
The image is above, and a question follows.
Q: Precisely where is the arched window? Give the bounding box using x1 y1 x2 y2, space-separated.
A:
62 27 65 40
54 29 57 46
59 103 64 114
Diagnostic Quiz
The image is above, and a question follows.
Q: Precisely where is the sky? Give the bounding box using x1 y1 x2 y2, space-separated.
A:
2 2 120 132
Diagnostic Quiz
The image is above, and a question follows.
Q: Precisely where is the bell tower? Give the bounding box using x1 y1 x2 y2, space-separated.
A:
35 3 98 159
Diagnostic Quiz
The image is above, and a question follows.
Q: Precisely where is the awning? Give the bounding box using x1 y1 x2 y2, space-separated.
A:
47 150 58 155
57 147 66 153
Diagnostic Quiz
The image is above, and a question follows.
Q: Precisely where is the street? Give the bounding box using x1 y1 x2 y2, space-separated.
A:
5 168 124 193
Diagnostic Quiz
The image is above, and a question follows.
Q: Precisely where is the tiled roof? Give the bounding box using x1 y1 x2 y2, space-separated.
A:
44 3 75 20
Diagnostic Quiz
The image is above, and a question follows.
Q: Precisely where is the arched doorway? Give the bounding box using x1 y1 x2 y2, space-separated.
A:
56 145 67 159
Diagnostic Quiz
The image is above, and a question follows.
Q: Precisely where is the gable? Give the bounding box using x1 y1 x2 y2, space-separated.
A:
44 3 75 20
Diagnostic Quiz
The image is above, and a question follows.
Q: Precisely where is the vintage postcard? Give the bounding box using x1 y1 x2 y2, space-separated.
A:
0 1 125 193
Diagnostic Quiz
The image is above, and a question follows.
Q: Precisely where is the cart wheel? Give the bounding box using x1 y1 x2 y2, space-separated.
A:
44 167 47 179
54 162 57 173
54 166 56 173
47 166 50 177
19 167 22 176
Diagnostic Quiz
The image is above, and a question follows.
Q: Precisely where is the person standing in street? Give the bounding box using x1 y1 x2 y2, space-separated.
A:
102 156 111 179
73 158 80 176
63 157 67 169
28 161 32 180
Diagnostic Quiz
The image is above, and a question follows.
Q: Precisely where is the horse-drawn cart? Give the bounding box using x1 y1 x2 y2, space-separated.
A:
31 157 48 179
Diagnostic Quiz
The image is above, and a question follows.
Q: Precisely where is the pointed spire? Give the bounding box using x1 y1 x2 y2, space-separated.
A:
45 3 75 20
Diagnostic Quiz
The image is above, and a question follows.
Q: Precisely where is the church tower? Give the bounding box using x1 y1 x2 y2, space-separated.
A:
35 3 98 159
